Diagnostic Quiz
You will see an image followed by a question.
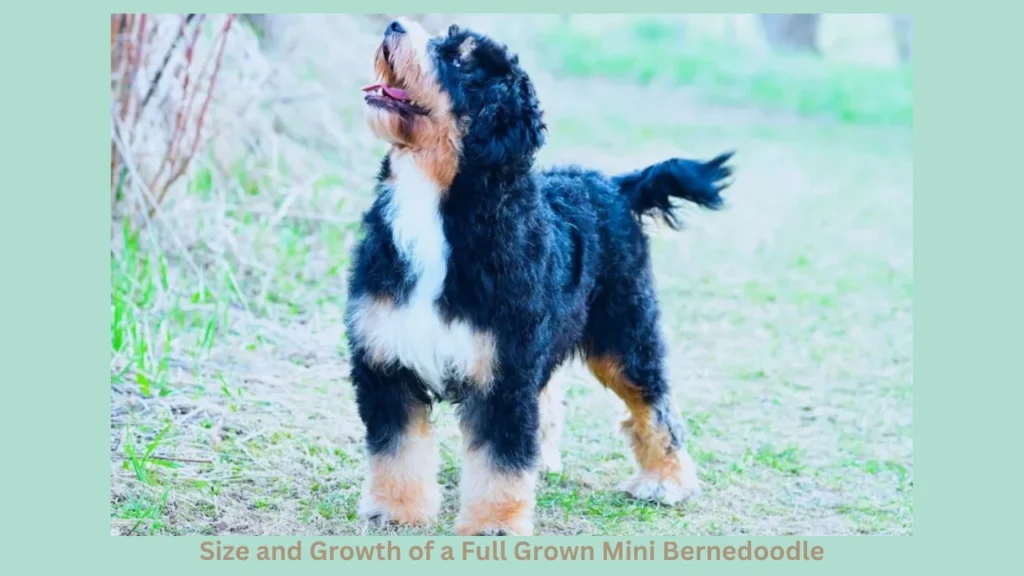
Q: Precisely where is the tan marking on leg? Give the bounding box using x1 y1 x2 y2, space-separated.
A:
455 442 536 536
538 371 565 473
587 356 700 504
358 403 441 525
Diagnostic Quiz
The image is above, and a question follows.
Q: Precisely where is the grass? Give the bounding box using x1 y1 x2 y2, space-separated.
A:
536 18 913 126
110 15 912 537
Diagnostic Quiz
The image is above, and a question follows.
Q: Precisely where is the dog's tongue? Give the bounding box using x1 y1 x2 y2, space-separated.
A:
361 83 410 102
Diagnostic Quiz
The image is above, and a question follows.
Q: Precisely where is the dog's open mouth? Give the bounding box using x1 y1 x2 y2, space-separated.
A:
362 82 428 116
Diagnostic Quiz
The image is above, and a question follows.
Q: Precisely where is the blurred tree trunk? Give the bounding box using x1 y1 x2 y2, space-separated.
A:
241 14 285 51
890 14 912 64
759 14 821 55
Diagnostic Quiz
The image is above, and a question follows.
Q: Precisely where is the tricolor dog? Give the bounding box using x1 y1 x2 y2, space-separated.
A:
345 18 735 535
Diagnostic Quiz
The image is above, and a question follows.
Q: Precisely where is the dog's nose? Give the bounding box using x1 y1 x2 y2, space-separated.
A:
386 20 405 36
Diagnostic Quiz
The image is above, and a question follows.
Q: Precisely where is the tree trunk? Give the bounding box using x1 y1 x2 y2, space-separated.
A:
241 14 281 50
759 13 821 55
890 14 913 65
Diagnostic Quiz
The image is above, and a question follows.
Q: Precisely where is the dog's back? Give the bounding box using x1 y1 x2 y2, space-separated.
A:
534 151 734 282
528 152 734 365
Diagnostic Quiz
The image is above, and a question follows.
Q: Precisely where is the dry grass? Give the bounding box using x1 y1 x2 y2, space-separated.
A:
110 14 912 537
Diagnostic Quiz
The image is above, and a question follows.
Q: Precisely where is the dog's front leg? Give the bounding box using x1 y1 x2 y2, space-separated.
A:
454 375 540 536
351 354 441 527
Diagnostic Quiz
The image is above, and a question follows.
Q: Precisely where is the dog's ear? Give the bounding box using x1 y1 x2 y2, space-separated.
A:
447 24 460 37
467 75 546 168
475 41 514 75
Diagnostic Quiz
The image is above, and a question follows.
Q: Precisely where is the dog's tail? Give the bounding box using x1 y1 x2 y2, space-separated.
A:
612 151 735 230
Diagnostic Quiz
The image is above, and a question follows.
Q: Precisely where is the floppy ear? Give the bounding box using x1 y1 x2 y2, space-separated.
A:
447 24 461 37
467 75 546 168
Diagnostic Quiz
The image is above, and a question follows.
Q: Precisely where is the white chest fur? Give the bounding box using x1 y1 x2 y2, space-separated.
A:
350 155 497 395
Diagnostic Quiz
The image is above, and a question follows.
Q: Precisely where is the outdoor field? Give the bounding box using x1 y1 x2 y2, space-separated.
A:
110 14 913 536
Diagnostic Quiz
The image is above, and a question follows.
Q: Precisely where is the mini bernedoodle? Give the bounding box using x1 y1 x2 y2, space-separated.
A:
344 18 736 536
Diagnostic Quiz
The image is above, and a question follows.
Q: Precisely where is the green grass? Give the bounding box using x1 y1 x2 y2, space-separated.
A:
537 19 912 126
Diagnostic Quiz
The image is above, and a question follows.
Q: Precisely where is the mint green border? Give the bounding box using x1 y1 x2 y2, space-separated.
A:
4 0 1017 571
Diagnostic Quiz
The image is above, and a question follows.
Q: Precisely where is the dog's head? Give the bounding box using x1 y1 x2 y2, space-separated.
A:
363 18 545 186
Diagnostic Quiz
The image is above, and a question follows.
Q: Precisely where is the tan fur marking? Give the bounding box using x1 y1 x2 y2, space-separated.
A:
359 403 441 525
455 445 536 536
587 357 682 481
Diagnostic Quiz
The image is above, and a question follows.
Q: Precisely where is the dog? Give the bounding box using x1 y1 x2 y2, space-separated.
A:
344 18 735 536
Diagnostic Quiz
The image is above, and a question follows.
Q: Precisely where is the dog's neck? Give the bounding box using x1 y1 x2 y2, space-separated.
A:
389 140 460 192
386 145 536 206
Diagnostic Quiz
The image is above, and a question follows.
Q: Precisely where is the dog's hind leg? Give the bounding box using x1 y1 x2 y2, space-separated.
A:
538 370 566 474
582 285 701 505
351 355 441 527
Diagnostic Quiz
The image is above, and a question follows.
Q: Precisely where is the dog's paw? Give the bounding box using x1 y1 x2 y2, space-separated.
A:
619 475 701 505
357 486 440 528
473 529 508 536
455 504 534 536
455 518 532 537
619 449 702 505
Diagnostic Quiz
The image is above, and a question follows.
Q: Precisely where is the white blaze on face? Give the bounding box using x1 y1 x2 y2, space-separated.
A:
395 17 436 85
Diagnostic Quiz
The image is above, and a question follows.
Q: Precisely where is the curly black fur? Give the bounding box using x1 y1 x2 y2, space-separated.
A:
614 151 734 229
346 24 735 475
